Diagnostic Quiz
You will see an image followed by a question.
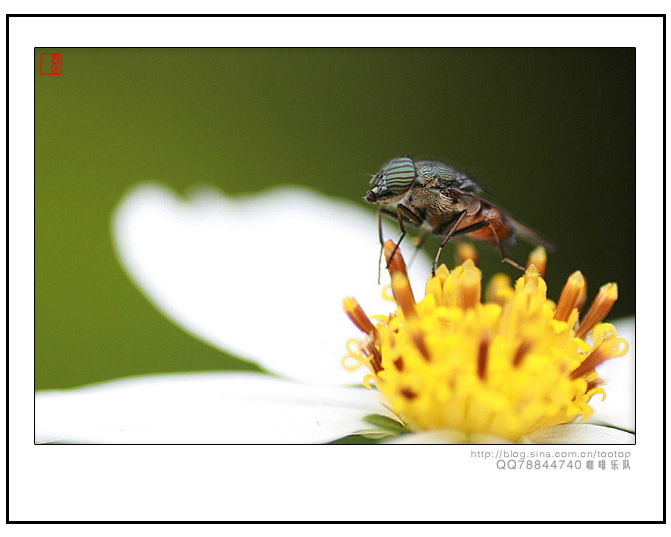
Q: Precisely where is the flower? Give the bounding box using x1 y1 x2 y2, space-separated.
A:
35 184 634 444
343 241 630 443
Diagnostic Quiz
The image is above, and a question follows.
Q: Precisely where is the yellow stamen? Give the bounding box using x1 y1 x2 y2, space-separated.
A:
576 284 588 312
456 242 478 266
456 259 481 309
383 239 408 280
554 271 586 322
425 273 443 306
425 264 451 307
523 263 542 289
391 272 416 318
342 242 629 443
575 283 618 339
570 336 629 379
343 297 375 334
484 273 513 306
527 246 547 278
434 263 450 284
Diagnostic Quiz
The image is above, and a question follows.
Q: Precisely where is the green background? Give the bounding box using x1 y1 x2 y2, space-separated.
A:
35 48 635 390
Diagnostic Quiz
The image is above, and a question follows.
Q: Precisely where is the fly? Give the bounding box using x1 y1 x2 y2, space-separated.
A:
366 157 555 277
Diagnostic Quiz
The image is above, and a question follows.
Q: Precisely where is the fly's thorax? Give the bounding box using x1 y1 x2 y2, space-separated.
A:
415 161 482 194
401 184 445 212
396 185 459 233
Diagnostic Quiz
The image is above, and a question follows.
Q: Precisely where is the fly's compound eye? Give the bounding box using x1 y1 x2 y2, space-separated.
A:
384 157 416 195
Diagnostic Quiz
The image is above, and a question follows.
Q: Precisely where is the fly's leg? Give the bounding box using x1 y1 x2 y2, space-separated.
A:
433 210 467 275
448 220 525 272
482 222 525 271
386 204 423 270
377 210 384 284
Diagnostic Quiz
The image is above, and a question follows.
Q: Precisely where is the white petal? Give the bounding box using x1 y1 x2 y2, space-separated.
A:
587 316 635 431
112 184 432 385
385 430 469 444
524 423 635 444
35 372 394 444
385 430 516 444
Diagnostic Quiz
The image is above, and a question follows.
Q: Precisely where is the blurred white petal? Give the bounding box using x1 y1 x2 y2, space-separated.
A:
587 317 635 432
385 430 468 444
112 184 431 386
35 373 393 444
523 423 635 444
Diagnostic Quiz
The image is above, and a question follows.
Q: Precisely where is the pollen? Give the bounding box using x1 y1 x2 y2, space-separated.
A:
343 244 629 442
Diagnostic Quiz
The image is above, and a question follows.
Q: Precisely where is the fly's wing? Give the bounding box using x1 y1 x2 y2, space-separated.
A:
504 210 556 251
457 191 556 251
488 197 556 251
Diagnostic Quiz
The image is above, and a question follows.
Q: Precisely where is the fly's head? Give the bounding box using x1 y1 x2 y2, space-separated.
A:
366 157 417 206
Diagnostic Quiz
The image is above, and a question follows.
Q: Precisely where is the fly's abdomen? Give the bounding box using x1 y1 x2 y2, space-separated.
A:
456 210 512 243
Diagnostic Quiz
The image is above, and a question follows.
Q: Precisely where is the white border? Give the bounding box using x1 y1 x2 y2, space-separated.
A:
9 13 664 522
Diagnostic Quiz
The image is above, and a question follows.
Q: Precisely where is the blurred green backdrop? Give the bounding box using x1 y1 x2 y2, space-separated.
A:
35 48 635 390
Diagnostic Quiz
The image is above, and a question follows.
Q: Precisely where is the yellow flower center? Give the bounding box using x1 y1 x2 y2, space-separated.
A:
343 242 629 442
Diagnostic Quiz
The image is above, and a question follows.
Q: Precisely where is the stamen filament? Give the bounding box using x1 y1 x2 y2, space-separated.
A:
512 340 532 367
343 297 375 334
576 284 588 312
383 239 408 279
586 378 606 392
575 283 618 339
368 345 383 373
554 271 586 322
391 272 416 318
570 339 617 379
477 336 490 380
411 331 431 361
400 387 418 400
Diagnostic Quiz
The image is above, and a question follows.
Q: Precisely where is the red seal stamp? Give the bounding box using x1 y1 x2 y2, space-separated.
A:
40 53 62 75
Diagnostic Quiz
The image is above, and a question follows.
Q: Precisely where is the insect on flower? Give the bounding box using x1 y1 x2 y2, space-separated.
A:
366 157 555 276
